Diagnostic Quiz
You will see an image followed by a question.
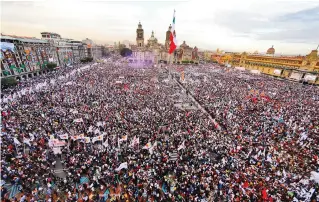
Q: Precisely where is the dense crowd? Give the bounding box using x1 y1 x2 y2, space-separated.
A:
1 58 318 201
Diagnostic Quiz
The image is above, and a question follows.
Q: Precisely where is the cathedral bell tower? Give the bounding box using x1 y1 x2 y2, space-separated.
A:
165 24 172 49
136 21 144 47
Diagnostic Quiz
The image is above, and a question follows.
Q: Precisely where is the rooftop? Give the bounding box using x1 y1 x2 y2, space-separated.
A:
40 32 60 35
1 34 48 44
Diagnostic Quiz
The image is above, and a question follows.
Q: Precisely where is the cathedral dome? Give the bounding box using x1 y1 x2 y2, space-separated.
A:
149 31 157 41
266 45 275 55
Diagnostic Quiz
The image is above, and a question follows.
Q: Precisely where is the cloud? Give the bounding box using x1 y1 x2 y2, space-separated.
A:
213 3 319 44
1 0 318 54
277 6 319 22
255 6 319 43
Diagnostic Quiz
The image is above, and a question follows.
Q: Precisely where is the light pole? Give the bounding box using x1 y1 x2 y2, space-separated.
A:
56 47 61 68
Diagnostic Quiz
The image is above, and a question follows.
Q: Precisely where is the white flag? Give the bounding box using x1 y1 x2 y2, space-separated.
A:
14 138 21 145
70 109 78 114
130 136 139 147
29 133 35 141
178 141 185 151
103 139 108 148
88 126 94 133
92 135 103 143
310 171 319 183
53 147 62 154
94 128 100 135
149 141 157 154
23 138 31 146
73 118 83 123
115 162 128 171
142 142 152 150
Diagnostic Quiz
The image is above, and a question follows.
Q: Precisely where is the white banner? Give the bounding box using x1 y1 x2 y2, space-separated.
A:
290 72 302 81
274 69 282 75
235 66 245 71
250 70 261 74
54 140 66 147
304 74 317 81
115 162 128 171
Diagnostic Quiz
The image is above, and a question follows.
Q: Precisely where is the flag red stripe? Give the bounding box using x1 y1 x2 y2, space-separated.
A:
169 32 176 54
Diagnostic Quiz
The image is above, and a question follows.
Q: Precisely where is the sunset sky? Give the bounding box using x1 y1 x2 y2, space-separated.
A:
1 0 318 55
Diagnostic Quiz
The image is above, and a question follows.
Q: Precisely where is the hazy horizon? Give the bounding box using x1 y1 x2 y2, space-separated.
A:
1 0 318 55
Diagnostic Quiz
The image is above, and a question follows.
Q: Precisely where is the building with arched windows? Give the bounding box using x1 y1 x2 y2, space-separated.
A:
129 22 202 65
224 46 319 84
1 32 103 78
129 22 169 64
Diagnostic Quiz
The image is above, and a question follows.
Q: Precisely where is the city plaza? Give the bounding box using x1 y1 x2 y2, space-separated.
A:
1 19 319 202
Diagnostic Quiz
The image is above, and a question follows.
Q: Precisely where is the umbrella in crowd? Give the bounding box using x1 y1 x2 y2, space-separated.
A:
1 55 318 202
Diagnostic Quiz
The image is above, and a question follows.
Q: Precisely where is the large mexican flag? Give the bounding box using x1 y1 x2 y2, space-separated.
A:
169 10 177 54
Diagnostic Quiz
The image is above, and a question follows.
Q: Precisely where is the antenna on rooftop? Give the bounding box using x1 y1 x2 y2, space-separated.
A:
316 45 319 50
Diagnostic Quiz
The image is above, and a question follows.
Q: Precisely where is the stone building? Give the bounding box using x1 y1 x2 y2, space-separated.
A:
129 22 170 64
1 32 103 78
82 38 103 59
69 40 87 64
227 46 319 84
128 21 201 64
41 32 74 66
175 41 200 63
1 34 52 78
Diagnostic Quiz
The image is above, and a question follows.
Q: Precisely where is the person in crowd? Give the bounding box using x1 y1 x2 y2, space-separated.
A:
1 57 318 201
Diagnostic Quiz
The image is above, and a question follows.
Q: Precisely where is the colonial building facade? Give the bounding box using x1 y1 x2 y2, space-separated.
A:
226 46 319 84
175 41 200 63
129 22 202 64
1 35 52 78
129 22 169 64
1 32 103 78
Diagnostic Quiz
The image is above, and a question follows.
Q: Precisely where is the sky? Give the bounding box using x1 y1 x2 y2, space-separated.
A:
1 0 319 55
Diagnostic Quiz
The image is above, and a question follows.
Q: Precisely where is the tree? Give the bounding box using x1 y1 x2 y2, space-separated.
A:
120 48 132 57
46 63 57 71
80 58 88 63
1 77 18 89
80 57 94 63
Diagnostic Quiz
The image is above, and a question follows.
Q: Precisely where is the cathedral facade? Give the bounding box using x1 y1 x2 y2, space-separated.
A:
129 21 201 64
129 22 171 64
